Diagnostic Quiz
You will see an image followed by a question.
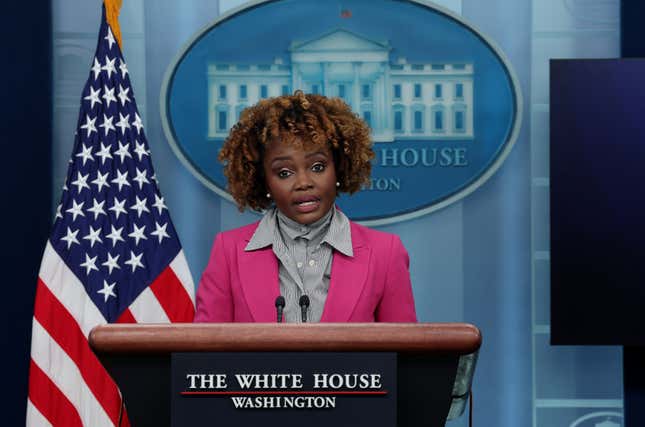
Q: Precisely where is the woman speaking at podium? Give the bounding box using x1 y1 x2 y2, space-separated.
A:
194 91 416 323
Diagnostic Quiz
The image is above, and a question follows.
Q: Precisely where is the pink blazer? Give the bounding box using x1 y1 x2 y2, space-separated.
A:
194 220 417 322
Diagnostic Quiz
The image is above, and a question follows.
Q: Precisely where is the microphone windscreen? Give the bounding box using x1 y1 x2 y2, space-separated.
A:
299 294 310 308
275 295 286 308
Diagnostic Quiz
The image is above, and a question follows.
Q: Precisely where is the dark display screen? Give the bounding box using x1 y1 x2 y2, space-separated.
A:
550 58 645 345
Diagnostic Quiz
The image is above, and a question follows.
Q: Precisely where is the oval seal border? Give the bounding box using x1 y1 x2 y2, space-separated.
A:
160 0 523 226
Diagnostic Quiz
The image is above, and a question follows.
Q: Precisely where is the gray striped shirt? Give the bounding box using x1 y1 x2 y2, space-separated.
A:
245 207 353 322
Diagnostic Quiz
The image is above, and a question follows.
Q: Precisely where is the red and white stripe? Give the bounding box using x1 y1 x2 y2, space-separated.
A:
27 241 195 426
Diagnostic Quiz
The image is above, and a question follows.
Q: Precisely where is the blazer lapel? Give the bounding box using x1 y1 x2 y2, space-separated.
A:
237 241 280 322
320 244 371 322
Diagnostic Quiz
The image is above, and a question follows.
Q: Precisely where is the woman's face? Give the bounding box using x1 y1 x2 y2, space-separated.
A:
263 139 337 225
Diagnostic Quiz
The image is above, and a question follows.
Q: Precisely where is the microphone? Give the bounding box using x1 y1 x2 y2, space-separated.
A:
299 295 310 323
275 296 285 323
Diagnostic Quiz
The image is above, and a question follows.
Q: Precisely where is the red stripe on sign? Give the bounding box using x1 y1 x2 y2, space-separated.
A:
116 308 137 323
34 279 123 426
181 390 388 395
149 266 195 322
28 360 83 427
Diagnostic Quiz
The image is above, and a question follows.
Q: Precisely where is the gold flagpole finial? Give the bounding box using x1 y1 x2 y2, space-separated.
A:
104 0 123 50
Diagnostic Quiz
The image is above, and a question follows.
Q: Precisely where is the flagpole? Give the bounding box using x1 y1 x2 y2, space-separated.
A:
104 0 123 50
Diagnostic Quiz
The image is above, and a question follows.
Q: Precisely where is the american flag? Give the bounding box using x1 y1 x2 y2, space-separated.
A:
26 5 195 426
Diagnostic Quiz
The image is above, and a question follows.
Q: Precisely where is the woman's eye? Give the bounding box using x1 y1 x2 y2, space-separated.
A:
312 162 326 172
277 169 292 179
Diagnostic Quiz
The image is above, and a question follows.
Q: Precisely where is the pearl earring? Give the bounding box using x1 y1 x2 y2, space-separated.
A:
266 193 271 198
336 182 340 187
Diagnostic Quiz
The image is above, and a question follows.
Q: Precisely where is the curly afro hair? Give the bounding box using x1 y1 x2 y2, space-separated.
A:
218 90 374 212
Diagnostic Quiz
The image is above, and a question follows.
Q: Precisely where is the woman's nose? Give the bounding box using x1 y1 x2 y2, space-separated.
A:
294 171 314 190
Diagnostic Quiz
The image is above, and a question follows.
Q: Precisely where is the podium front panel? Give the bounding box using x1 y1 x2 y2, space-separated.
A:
171 352 396 427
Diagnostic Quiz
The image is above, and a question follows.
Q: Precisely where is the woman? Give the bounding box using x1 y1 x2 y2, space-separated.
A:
194 91 416 322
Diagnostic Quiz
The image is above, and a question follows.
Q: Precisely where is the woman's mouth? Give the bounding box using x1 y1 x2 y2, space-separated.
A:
293 197 321 213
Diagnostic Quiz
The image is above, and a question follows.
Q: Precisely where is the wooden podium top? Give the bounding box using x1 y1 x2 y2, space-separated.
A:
90 322 481 355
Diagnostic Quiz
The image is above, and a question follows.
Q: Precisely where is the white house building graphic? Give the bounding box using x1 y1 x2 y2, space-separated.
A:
207 29 474 142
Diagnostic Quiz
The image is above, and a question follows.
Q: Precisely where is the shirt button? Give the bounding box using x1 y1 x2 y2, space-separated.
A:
308 260 315 267
297 262 303 268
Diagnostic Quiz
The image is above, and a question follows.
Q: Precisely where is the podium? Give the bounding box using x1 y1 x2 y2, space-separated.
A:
90 323 481 427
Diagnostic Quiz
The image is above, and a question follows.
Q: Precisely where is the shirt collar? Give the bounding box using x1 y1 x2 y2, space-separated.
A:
245 207 353 257
244 208 276 251
277 206 332 242
322 208 353 257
